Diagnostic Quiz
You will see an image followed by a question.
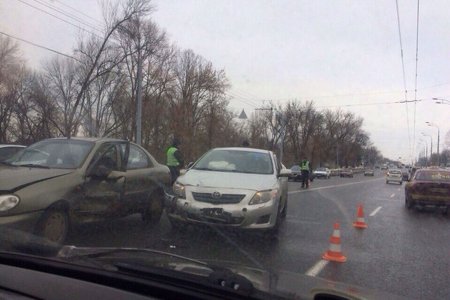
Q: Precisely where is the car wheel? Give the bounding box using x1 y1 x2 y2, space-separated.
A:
35 207 69 244
399 181 403 185
405 195 414 209
386 180 389 184
281 197 288 218
142 192 164 226
168 216 185 232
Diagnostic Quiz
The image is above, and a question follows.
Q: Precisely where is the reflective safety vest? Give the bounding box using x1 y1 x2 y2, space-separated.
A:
300 160 310 171
166 146 179 167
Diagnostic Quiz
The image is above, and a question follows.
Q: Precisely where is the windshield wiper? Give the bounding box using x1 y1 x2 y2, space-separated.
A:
15 163 50 169
193 167 214 171
58 246 255 296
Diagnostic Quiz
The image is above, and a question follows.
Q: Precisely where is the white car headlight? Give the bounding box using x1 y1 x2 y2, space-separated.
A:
0 195 20 212
173 182 186 199
249 189 278 205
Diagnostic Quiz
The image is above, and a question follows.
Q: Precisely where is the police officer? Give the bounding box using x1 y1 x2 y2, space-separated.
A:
166 137 184 185
300 157 311 188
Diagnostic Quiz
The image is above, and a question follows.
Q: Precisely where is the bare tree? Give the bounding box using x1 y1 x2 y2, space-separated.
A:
0 36 25 143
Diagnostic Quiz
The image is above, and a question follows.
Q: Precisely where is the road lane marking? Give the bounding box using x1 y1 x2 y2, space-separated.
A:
288 177 383 194
305 259 329 277
369 206 382 216
390 193 395 198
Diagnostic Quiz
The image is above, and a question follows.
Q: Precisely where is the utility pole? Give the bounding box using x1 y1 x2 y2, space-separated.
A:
135 30 143 145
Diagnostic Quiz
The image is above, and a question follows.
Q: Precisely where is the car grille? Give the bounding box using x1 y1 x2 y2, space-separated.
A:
191 192 246 204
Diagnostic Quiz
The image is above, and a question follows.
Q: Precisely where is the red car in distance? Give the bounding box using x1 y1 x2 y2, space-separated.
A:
405 168 450 212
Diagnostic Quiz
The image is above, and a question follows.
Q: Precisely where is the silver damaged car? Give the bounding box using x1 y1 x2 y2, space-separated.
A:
166 148 290 234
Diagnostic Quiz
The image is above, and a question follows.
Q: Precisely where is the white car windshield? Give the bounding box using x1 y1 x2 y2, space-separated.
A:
193 149 274 174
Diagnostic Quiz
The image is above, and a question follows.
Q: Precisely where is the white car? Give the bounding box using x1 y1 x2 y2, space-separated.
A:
314 167 331 179
166 147 290 234
386 169 403 185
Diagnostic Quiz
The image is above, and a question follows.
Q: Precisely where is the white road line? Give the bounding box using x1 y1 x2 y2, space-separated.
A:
390 193 395 198
369 206 382 216
288 177 383 195
305 259 329 277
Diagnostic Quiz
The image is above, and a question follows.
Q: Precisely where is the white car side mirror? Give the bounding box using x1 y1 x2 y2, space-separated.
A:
279 168 292 177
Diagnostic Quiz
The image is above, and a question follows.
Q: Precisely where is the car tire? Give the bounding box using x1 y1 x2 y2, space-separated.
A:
281 197 288 218
405 195 414 209
35 206 69 244
399 181 403 185
142 191 164 226
386 180 389 184
168 216 185 232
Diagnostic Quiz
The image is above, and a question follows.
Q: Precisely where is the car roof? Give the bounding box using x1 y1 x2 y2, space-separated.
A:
0 144 26 148
45 137 126 143
212 147 271 154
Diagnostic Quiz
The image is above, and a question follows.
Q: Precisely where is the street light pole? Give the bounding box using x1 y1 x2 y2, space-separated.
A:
426 122 440 166
421 132 432 166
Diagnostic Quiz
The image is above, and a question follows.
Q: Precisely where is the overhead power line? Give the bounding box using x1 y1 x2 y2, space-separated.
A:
51 0 104 26
32 0 104 33
395 0 412 162
226 91 259 108
316 99 423 109
16 0 102 38
0 30 80 62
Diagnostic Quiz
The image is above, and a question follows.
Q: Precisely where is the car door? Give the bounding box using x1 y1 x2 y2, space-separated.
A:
78 142 127 219
120 144 160 213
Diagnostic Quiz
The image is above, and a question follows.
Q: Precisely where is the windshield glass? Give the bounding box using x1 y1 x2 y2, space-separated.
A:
415 170 450 182
9 140 94 169
1 1 450 299
193 149 273 174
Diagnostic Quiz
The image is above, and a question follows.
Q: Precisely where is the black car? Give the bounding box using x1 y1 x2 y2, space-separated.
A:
288 165 302 181
289 165 315 182
0 144 26 162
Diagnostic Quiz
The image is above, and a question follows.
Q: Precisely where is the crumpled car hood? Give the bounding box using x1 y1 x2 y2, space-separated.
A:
178 169 277 191
0 166 73 192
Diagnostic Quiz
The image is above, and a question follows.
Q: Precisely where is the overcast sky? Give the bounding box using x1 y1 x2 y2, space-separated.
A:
1 0 449 162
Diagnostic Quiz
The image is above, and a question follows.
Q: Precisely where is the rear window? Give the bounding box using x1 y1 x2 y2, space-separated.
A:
389 170 401 174
415 171 450 182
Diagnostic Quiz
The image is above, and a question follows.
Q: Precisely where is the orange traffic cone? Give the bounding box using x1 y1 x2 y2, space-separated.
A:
353 204 368 229
322 222 347 263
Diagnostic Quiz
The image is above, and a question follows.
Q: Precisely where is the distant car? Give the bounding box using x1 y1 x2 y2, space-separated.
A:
364 169 374 176
289 165 302 181
340 169 353 178
0 138 171 244
314 167 331 179
0 144 26 162
289 165 315 182
405 168 450 210
401 168 410 181
381 165 388 170
386 169 402 184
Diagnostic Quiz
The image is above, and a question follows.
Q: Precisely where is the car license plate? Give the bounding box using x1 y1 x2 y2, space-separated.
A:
201 208 224 217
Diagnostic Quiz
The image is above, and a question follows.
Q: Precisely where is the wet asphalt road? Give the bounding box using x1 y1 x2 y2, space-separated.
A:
68 171 450 299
